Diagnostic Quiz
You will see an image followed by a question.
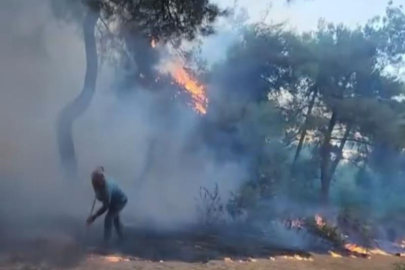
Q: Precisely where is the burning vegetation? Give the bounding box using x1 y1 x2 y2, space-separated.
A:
149 36 208 115
169 63 208 115
277 212 405 260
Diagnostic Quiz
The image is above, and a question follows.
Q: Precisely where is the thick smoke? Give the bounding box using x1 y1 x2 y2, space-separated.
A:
4 1 402 263
0 0 248 244
0 0 86 224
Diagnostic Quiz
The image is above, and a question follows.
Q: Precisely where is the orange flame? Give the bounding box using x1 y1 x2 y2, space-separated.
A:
151 39 157 48
171 64 208 114
103 255 130 263
345 244 369 255
344 244 391 257
329 251 343 258
282 255 313 261
369 249 390 256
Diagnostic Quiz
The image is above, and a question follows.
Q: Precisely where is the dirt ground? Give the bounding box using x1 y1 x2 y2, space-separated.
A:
83 254 405 270
2 253 405 270
2 223 405 270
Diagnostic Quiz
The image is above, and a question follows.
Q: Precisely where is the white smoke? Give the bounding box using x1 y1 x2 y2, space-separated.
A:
0 0 248 237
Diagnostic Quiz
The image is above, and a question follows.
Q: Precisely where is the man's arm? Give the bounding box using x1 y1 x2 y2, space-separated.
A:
87 185 110 224
93 200 110 219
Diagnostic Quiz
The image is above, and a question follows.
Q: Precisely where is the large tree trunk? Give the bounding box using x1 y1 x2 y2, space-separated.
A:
291 87 318 176
56 6 100 179
320 110 337 203
329 123 352 179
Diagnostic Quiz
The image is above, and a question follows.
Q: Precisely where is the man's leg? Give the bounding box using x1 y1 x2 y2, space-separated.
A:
104 211 115 243
113 200 127 240
113 214 123 240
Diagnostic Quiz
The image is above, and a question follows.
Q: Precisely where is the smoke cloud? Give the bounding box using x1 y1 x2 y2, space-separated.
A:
0 0 248 244
4 1 400 263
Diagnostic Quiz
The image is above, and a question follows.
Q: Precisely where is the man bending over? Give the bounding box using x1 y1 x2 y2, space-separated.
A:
87 166 128 243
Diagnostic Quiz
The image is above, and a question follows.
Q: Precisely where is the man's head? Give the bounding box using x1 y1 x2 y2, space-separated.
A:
91 166 105 190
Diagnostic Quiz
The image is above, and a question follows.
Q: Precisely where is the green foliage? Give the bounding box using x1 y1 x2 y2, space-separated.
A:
210 24 303 103
51 0 224 42
205 2 405 214
365 3 405 67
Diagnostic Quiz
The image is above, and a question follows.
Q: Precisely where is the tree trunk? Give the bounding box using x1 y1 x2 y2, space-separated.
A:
291 87 318 176
329 123 352 179
56 6 100 179
320 110 337 203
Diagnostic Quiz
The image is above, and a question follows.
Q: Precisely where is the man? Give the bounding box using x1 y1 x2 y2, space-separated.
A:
87 166 128 242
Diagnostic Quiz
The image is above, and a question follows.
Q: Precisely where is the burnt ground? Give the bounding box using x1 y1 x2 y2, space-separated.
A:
61 254 405 270
1 222 405 270
2 251 405 270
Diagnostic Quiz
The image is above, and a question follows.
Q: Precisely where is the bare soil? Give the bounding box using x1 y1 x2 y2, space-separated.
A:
1 253 405 270
2 224 405 270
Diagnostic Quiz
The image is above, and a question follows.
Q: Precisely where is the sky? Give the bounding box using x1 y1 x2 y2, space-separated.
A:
202 0 405 64
214 0 403 31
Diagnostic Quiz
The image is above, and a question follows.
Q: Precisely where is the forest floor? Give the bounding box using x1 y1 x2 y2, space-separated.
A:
2 252 405 270
2 222 405 270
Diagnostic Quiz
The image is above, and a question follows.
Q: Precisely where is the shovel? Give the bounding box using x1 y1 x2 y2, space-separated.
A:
82 197 96 250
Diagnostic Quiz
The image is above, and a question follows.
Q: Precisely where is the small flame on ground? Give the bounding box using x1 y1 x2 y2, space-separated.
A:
282 255 313 261
369 249 390 256
103 255 130 263
151 39 157 48
170 64 208 114
344 244 387 258
330 247 389 258
345 244 369 255
329 251 343 258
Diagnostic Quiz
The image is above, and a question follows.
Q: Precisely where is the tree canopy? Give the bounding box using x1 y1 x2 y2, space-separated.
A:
202 3 405 209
